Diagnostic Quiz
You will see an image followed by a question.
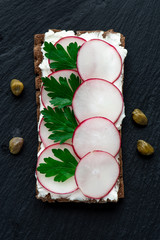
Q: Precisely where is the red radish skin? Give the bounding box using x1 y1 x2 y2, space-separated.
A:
75 150 120 199
72 78 124 123
36 143 79 194
48 36 86 70
77 39 122 83
72 117 121 159
41 70 80 109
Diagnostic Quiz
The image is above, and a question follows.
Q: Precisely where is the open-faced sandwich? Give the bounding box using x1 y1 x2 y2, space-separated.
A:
34 29 127 203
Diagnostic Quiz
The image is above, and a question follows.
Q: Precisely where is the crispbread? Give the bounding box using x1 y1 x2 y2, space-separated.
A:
34 29 125 203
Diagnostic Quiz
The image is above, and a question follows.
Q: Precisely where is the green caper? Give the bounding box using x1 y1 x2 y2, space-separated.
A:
132 109 148 126
9 137 24 154
137 140 154 156
10 79 24 96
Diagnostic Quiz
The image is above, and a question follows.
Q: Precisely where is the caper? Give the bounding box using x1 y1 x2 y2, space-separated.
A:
10 79 24 96
132 109 148 126
137 140 154 156
9 137 24 154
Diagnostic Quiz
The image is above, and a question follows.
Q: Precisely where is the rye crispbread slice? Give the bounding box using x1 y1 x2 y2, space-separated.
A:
34 29 125 203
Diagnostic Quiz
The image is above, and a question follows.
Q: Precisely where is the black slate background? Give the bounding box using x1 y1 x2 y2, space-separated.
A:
1 0 160 239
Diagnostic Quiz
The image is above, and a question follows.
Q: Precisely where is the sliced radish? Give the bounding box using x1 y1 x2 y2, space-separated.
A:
36 143 79 194
72 79 123 123
48 36 86 69
39 118 72 147
39 118 53 147
72 117 120 158
77 39 122 83
41 70 80 109
55 36 86 50
75 150 120 199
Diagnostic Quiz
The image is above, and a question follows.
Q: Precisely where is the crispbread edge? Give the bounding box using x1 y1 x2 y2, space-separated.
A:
34 29 125 203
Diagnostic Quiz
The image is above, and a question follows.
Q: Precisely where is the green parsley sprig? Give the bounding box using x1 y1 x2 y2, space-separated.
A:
44 42 81 71
41 107 78 144
42 73 81 108
37 148 78 182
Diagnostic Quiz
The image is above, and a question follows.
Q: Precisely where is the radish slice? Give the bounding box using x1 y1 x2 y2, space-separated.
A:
41 70 80 109
55 36 86 50
77 39 122 83
72 117 120 158
39 118 53 147
36 143 79 194
72 79 123 123
75 151 120 199
39 118 72 147
48 36 86 69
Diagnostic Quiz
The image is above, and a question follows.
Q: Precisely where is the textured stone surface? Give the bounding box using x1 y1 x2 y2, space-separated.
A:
0 0 160 239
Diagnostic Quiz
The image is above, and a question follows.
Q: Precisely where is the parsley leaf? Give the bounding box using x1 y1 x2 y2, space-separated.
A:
37 148 78 182
44 42 81 71
41 107 78 144
42 73 81 108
